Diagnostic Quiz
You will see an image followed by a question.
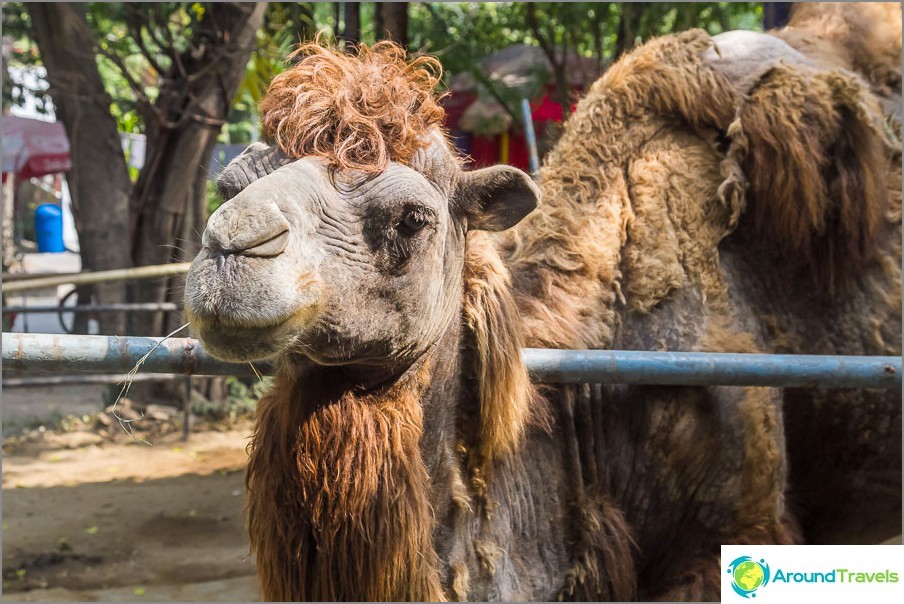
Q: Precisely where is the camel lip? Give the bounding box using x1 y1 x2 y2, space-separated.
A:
191 318 290 362
186 303 323 362
206 312 291 331
185 303 294 331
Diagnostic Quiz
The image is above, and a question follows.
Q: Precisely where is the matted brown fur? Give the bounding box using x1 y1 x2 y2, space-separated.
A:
245 360 445 602
462 232 548 465
261 41 446 173
504 30 739 350
727 64 893 290
746 3 902 289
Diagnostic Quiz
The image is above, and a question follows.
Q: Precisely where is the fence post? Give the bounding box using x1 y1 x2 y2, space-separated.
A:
183 375 192 441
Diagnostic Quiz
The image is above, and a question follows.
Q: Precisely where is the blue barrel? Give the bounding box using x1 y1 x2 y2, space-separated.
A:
34 204 65 253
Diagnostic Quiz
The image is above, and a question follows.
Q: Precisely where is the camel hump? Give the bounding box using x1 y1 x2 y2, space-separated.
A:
704 30 816 91
713 37 898 291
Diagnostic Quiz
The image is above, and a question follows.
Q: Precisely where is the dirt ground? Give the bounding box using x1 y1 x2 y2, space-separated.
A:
2 418 259 602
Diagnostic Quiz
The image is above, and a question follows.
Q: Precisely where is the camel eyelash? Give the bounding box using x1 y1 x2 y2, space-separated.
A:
397 206 435 234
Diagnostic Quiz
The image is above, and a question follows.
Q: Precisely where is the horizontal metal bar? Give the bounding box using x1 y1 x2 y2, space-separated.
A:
2 333 900 389
1 263 191 293
2 373 194 388
522 349 901 389
2 271 70 282
2 303 181 314
2 333 253 377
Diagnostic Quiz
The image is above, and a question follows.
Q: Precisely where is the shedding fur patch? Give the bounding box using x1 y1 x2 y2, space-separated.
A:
261 40 445 173
504 30 737 348
726 63 894 290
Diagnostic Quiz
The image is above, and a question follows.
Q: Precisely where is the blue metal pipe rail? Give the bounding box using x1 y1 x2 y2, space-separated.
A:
1 333 244 377
524 348 901 389
1 333 900 389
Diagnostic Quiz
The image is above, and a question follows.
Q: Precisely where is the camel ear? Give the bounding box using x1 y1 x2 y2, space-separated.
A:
216 143 292 201
456 165 540 231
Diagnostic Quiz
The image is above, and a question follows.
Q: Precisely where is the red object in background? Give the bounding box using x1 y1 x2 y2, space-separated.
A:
443 84 582 170
530 95 566 122
469 135 500 168
506 130 531 171
2 115 72 182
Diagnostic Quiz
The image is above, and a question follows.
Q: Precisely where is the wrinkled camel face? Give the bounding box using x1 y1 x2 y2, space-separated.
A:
185 139 539 368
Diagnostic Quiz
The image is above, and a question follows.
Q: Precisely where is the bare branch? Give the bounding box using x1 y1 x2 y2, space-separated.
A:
159 14 189 81
134 27 167 77
94 41 153 107
525 3 558 70
146 5 174 57
123 6 167 76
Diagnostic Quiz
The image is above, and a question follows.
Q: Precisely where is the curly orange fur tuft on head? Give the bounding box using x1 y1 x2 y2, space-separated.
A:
260 40 446 173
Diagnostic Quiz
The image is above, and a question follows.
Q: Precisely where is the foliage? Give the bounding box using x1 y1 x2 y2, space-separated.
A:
5 2 763 129
3 2 765 202
206 178 222 215
192 375 272 421
402 3 760 127
3 2 765 135
224 3 316 144
408 3 760 89
1 3 52 115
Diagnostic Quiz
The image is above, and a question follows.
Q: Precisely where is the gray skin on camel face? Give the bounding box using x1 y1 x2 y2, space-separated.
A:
184 138 540 370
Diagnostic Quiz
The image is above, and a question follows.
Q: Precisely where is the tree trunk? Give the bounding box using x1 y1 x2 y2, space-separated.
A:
763 2 794 30
27 3 132 335
615 2 646 59
342 2 361 47
591 3 607 68
378 2 408 47
128 2 267 336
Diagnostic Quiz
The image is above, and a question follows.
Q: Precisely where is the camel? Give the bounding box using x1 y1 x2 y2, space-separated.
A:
184 3 901 600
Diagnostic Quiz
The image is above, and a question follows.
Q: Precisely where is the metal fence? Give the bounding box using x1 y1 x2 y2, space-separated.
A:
2 333 900 389
1 263 191 294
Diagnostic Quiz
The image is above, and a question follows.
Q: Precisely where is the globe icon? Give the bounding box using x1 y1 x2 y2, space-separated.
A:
733 560 765 592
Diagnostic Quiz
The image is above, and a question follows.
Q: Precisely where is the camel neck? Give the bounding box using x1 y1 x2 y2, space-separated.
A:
245 324 468 602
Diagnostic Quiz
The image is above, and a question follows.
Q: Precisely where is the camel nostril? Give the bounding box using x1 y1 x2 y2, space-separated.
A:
202 200 292 257
201 228 225 253
242 228 290 257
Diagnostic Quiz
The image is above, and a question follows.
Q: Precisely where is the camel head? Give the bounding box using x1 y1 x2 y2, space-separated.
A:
185 42 539 369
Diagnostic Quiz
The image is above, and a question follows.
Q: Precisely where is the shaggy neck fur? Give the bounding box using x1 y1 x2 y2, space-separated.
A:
246 357 446 602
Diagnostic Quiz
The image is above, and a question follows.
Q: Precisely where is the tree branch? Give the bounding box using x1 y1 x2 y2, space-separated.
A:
123 7 167 76
93 42 153 107
159 13 189 81
525 3 571 116
526 3 558 71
